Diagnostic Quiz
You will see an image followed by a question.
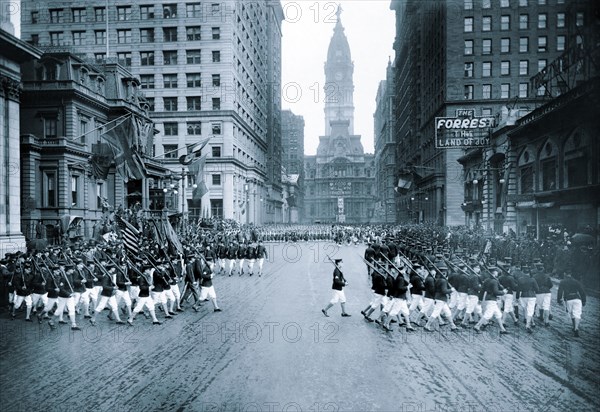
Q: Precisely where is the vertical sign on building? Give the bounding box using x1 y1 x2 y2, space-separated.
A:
337 197 345 223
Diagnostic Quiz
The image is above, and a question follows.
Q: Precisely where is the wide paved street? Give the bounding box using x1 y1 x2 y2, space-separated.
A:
1 242 599 412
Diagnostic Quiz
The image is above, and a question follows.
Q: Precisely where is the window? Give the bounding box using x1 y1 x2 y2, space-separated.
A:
482 108 492 116
212 174 221 186
140 75 155 89
501 15 510 31
187 122 202 135
212 27 220 40
94 7 105 22
50 9 63 23
482 16 491 31
212 146 221 157
140 5 155 19
44 117 58 138
72 31 85 45
519 83 528 98
95 30 106 45
72 8 86 22
117 6 132 21
501 83 510 99
163 27 178 42
482 84 492 99
210 199 223 219
501 61 510 76
564 131 588 188
482 61 492 77
164 51 178 65
538 36 547 52
519 0 528 6
540 159 556 191
464 40 474 55
140 28 155 43
482 0 491 8
163 74 178 88
519 37 528 53
557 13 565 28
464 0 473 9
95 53 105 63
212 74 221 87
212 51 221 62
211 3 221 14
538 13 547 29
482 39 492 55
140 51 155 66
31 11 39 24
187 97 202 111
50 32 63 46
187 26 201 41
519 14 528 29
164 97 178 111
187 73 202 88
464 85 474 100
187 50 201 64
520 165 534 194
212 122 222 135
212 98 221 110
501 38 510 53
464 62 474 77
186 3 202 18
29 34 39 46
519 60 529 75
538 0 546 5
556 36 565 51
117 29 132 44
164 122 178 136
163 4 177 19
576 12 584 27
538 59 547 72
44 171 57 207
71 175 80 207
163 145 178 159
500 0 510 7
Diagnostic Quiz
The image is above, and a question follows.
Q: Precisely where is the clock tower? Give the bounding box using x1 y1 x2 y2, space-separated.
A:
324 5 355 135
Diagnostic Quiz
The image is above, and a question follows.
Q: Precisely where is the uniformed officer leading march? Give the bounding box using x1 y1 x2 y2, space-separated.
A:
322 259 351 317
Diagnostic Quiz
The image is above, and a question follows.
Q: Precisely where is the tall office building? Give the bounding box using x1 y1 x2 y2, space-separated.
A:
21 1 284 224
390 0 581 226
281 109 305 221
304 8 376 224
373 60 396 223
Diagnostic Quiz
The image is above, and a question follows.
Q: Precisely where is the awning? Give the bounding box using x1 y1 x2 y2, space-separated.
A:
560 204 594 210
516 201 555 209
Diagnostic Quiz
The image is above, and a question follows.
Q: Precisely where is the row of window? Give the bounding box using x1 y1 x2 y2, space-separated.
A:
464 12 583 32
140 73 220 89
163 145 222 160
162 122 223 136
464 35 571 55
157 97 221 111
463 83 539 99
464 0 565 9
90 50 219 68
464 59 547 77
35 3 222 24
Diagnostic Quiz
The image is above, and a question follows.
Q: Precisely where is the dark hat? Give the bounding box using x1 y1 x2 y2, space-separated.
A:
503 257 512 262
334 259 343 264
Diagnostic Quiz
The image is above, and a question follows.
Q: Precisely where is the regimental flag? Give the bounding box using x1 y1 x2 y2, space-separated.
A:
115 215 140 257
89 143 113 180
101 115 148 182
179 137 211 165
188 152 209 200
162 217 183 255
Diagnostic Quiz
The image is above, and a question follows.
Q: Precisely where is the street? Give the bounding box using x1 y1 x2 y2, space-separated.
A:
1 242 599 412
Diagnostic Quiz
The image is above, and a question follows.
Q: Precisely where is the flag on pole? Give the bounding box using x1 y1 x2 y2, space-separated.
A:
179 137 211 165
101 115 148 182
115 215 140 257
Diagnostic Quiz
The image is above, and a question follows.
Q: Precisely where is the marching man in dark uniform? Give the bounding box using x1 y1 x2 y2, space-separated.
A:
321 259 350 317
474 267 509 334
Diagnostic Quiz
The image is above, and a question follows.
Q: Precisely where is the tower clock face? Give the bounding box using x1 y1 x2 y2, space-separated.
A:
334 72 343 81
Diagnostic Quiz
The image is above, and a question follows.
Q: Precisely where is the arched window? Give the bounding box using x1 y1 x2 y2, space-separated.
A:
563 129 589 188
517 146 535 194
539 139 558 191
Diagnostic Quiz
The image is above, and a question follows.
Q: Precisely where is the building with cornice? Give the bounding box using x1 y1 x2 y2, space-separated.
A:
304 8 376 224
21 1 284 224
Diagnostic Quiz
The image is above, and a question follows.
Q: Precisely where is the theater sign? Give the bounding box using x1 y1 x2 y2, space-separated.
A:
435 110 495 148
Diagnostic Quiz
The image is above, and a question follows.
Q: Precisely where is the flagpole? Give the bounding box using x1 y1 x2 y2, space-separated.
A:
106 0 109 58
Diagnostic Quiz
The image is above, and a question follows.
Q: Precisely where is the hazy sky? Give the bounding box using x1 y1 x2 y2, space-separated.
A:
281 0 396 155
8 0 396 155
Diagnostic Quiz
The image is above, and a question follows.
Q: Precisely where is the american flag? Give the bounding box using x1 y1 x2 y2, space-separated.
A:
115 215 140 256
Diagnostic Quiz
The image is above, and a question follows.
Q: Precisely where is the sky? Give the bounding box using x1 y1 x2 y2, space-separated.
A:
281 0 396 155
7 0 396 155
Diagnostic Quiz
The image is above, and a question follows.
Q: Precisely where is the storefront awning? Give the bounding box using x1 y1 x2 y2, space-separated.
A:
516 201 555 209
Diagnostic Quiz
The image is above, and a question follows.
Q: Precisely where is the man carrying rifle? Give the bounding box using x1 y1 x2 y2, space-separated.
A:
557 269 586 337
361 263 386 322
461 262 483 327
89 264 125 326
413 263 436 327
474 267 509 334
49 262 81 331
10 260 33 322
322 258 350 317
381 264 415 332
408 263 426 318
424 262 459 332
128 265 162 326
